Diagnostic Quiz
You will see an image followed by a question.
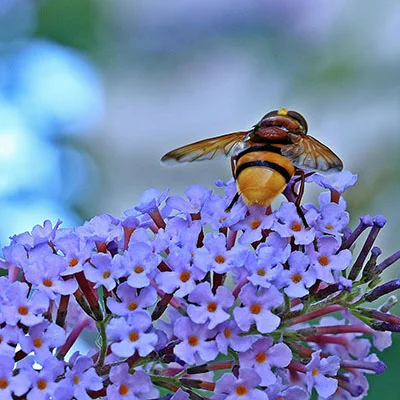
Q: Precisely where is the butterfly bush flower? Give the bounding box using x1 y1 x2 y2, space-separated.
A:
1 170 400 399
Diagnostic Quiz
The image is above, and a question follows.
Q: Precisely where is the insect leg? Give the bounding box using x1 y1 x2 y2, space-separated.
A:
225 155 240 212
225 192 240 212
293 170 310 228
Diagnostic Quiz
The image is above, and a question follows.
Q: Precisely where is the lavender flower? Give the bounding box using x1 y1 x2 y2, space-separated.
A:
305 350 340 398
0 169 399 399
233 282 283 333
212 368 268 400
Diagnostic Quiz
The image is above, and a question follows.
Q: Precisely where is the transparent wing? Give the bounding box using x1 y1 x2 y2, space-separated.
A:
281 134 343 172
161 132 249 164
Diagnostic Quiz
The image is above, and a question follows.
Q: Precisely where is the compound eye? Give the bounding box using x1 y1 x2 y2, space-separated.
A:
287 110 308 133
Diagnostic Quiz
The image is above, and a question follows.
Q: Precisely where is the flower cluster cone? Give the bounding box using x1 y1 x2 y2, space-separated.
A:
1 170 400 399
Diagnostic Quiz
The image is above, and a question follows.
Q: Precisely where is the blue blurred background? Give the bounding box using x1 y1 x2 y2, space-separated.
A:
0 1 399 397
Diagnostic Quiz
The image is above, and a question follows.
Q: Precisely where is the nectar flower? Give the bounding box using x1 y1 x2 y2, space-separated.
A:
308 170 358 193
212 368 268 400
0 167 399 399
273 202 317 245
306 350 340 398
187 282 234 329
233 283 283 333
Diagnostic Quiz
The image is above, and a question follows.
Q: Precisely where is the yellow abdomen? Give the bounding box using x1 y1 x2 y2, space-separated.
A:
235 148 295 206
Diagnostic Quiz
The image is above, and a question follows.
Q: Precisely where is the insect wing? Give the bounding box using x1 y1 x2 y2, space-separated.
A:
161 132 248 164
281 134 343 172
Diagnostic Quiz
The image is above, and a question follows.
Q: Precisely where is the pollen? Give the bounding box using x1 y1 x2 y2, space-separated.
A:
180 271 191 282
318 256 330 266
188 335 199 347
255 352 267 363
251 219 261 230
37 379 48 390
257 268 266 276
0 379 8 389
207 302 217 312
43 279 53 287
215 255 225 264
33 337 43 348
325 224 334 230
291 222 302 232
69 257 79 267
278 108 289 115
250 303 262 315
312 367 319 377
129 331 139 342
102 270 111 279
134 266 144 274
291 273 303 283
224 328 231 339
18 306 29 315
128 302 138 311
235 384 248 396
73 375 80 385
119 384 130 396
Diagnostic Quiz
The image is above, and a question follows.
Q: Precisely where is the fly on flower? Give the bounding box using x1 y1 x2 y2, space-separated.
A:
161 108 343 208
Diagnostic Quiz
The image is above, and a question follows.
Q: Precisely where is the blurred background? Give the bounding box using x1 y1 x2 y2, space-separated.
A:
0 0 399 397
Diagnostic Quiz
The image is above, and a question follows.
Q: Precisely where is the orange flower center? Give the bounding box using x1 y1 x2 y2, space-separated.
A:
257 268 266 276
235 385 248 396
134 266 144 274
312 368 319 377
318 256 329 266
73 375 80 385
43 279 53 287
255 352 267 363
37 379 47 390
251 219 261 230
291 273 303 283
0 379 8 389
250 303 262 315
214 255 225 264
188 336 199 347
129 332 139 342
119 384 130 396
69 258 79 267
128 302 138 311
207 302 217 312
224 328 231 339
180 271 191 282
325 224 334 230
33 338 43 348
102 270 111 279
18 306 29 315
291 222 302 232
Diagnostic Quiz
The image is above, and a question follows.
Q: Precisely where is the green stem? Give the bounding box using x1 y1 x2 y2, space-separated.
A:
96 314 112 367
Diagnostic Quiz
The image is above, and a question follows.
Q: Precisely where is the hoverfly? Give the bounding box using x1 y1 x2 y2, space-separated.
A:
161 108 343 208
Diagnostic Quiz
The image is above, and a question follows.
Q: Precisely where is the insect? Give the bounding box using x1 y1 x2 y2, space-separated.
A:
161 108 343 208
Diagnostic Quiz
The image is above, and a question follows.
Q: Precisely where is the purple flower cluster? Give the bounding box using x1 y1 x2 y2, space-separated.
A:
1 171 400 399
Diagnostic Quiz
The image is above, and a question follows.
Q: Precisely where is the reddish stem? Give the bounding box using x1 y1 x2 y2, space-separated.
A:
297 324 373 336
149 208 166 230
57 317 91 359
285 305 344 325
304 335 349 346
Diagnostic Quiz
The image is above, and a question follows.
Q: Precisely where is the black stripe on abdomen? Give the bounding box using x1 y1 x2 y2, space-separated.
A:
235 160 292 183
236 144 282 161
